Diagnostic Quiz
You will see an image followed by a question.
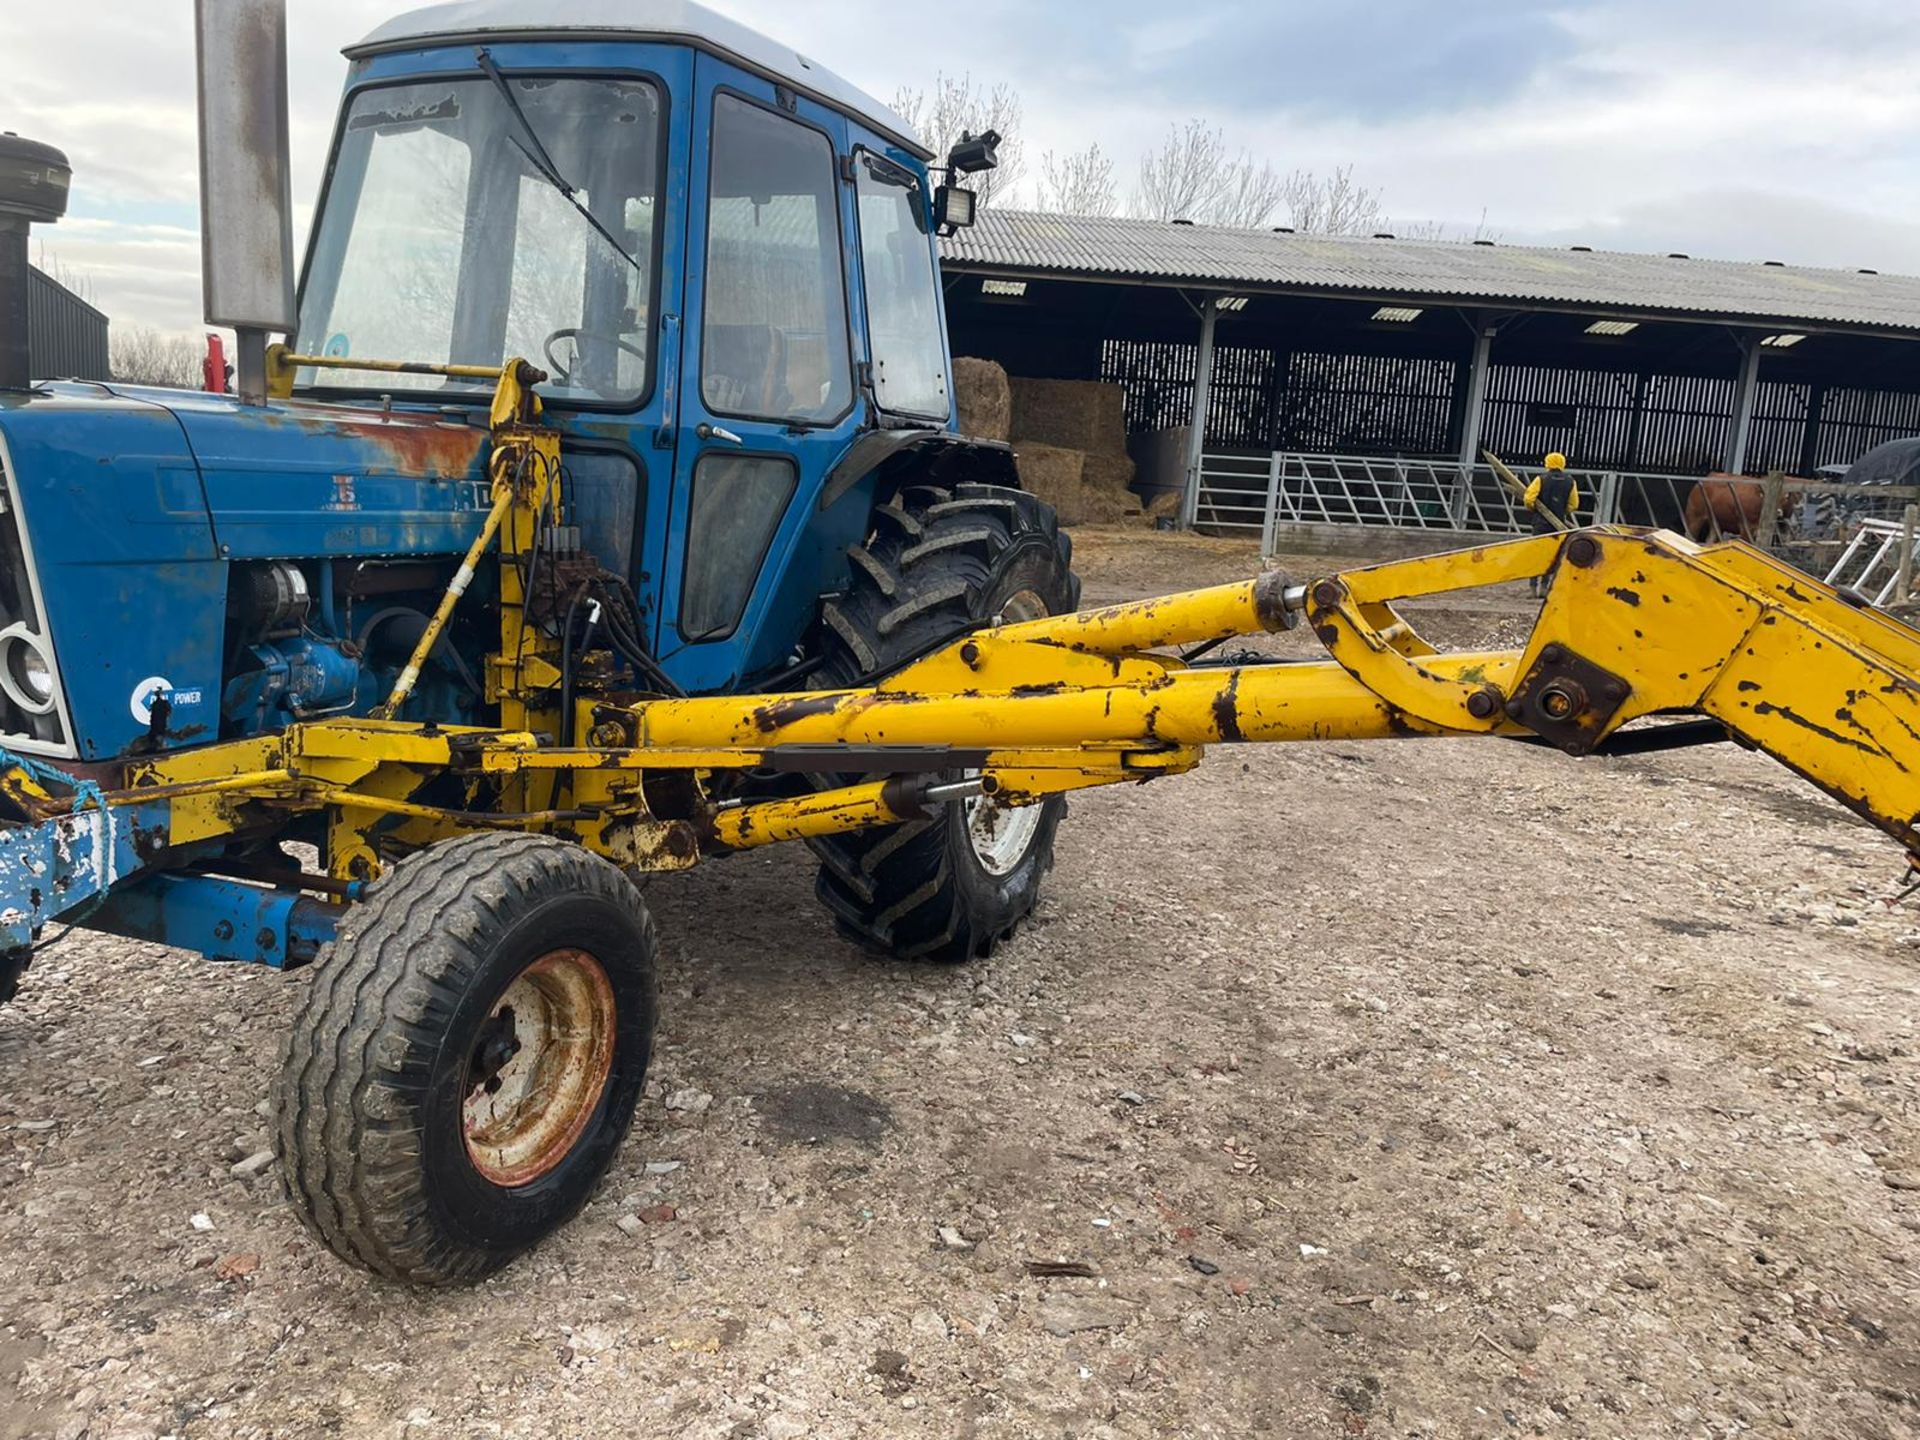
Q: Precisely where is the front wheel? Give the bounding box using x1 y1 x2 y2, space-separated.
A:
276 832 658 1285
809 482 1079 962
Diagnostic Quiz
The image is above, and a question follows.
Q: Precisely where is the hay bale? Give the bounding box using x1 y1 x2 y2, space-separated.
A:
953 357 1011 442
1081 451 1138 502
1014 443 1087 522
1075 486 1133 524
1009 378 1128 457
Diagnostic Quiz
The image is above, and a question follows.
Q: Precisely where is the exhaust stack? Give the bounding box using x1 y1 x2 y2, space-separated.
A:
195 0 296 405
0 133 72 393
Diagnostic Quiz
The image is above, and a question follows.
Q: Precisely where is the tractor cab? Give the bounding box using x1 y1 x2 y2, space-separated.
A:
298 1 975 692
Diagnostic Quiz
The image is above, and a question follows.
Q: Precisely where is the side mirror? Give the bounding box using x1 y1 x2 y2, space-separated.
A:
935 184 977 234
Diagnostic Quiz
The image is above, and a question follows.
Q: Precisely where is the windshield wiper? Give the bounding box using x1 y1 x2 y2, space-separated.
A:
474 47 644 277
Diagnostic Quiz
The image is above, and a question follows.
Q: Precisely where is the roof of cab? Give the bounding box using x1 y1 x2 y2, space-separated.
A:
348 0 928 159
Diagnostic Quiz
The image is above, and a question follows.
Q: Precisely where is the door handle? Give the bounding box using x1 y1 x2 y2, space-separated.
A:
696 422 743 445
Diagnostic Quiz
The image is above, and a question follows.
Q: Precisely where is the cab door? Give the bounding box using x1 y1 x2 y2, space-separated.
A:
655 54 867 692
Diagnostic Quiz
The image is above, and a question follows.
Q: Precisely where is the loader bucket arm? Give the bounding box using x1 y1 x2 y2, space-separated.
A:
4 523 1920 963
623 526 1920 861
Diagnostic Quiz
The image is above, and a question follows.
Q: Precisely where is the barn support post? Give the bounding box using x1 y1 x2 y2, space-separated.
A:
1456 321 1495 468
1625 370 1651 471
1798 381 1827 477
1726 332 1762 474
1180 294 1219 530
1451 319 1495 526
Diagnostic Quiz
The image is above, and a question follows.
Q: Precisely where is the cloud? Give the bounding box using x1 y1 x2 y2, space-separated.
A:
17 1 1920 335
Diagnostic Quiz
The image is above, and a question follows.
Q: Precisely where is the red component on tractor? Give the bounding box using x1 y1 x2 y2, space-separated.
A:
203 332 228 394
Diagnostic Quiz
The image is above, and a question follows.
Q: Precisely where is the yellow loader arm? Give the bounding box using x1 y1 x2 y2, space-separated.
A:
620 525 1920 862
33 521 1920 885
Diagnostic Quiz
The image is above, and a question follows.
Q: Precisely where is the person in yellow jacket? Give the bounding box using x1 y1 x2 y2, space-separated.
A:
1522 453 1579 596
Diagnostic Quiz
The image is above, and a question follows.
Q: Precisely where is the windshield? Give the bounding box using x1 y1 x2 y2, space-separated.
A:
297 76 661 404
854 152 948 421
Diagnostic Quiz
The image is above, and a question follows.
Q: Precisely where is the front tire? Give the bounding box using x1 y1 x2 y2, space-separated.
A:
276 833 658 1285
809 482 1080 962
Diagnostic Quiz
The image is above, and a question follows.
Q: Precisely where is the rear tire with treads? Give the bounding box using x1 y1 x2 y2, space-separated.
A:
808 482 1080 963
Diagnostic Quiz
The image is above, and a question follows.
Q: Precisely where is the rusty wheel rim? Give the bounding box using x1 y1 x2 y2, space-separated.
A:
462 948 617 1188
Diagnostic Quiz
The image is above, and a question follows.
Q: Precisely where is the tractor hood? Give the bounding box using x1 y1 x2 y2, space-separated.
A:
0 383 494 760
119 385 493 560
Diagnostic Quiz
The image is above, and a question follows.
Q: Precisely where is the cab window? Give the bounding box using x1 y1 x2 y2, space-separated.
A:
854 152 949 420
701 93 853 424
298 76 660 405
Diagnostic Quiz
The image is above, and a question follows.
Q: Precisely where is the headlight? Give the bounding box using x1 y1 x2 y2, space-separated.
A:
16 645 49 702
0 626 56 715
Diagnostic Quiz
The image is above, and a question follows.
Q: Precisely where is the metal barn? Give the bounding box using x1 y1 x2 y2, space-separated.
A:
27 265 109 382
939 212 1920 538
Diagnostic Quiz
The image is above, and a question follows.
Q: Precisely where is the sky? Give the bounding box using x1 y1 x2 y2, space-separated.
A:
11 0 1920 337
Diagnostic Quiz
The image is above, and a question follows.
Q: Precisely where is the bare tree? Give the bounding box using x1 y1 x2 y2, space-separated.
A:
891 74 1024 208
1132 120 1227 223
111 327 206 389
31 244 96 305
1132 122 1288 229
1035 143 1117 217
1394 209 1501 243
1212 158 1287 230
1279 165 1387 236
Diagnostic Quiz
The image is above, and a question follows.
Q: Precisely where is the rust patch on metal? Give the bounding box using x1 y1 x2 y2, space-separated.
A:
1379 703 1417 737
1753 701 1897 763
751 693 845 733
462 948 618 1187
1253 569 1299 632
1212 670 1244 741
361 422 486 478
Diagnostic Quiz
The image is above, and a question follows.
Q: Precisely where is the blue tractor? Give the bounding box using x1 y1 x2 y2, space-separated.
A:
0 1 1077 1280
9 0 1920 1291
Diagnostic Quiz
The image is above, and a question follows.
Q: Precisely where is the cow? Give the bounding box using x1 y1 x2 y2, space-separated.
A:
1682 473 1800 543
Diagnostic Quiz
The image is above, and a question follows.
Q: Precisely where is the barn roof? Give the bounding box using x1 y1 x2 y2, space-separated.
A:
939 210 1920 339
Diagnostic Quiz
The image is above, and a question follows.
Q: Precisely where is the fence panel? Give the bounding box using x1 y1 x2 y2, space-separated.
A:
1197 453 1920 599
1200 453 1637 540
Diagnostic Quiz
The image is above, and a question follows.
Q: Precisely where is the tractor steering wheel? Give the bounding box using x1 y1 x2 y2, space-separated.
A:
541 327 647 390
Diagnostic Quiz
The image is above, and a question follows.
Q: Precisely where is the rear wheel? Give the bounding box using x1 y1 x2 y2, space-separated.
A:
809 482 1080 962
0 949 25 1006
276 832 658 1285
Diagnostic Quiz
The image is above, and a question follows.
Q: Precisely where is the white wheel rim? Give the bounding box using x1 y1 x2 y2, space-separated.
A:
964 790 1045 876
963 586 1052 878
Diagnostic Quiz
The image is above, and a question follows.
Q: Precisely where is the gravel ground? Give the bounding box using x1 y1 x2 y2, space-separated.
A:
2 527 1918 1439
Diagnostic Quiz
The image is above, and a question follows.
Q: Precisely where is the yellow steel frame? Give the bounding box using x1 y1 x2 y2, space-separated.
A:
18 363 1920 892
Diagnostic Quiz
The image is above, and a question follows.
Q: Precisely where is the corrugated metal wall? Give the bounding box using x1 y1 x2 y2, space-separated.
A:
1098 337 1920 476
1284 353 1456 456
27 268 110 382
